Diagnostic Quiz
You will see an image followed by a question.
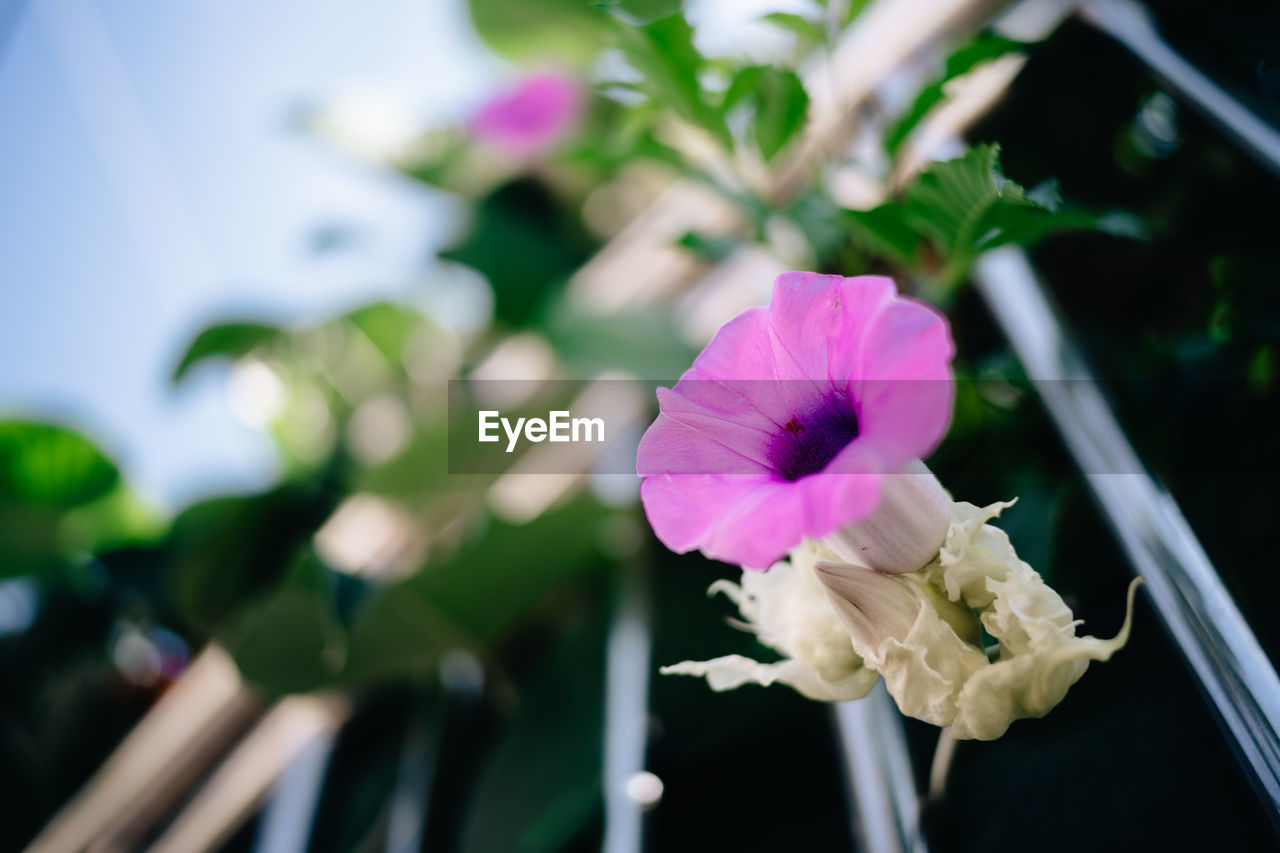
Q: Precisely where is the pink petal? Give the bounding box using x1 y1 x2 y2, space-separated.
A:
767 273 897 387
853 296 955 467
640 474 791 568
636 405 772 475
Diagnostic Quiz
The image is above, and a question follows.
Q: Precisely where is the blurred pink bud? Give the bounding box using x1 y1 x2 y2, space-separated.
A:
469 73 580 154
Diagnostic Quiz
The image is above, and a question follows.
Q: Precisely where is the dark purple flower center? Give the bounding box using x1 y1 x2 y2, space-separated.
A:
766 397 860 482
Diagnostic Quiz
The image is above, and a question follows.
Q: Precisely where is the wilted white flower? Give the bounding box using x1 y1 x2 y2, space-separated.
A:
661 540 880 702
927 500 1140 739
664 499 1139 740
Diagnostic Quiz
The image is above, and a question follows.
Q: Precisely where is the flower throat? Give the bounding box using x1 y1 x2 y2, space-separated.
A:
767 399 859 482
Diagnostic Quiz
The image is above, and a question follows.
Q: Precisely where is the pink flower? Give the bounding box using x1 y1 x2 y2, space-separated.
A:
636 273 954 569
468 74 579 155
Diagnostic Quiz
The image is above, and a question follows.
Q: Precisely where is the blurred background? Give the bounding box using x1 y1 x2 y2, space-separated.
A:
3 0 1280 851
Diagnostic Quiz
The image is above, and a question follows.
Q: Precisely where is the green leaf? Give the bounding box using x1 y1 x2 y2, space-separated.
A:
721 65 763 115
223 553 348 695
723 66 810 161
172 322 281 383
330 498 613 689
343 302 424 364
459 613 605 853
760 12 827 45
752 68 809 161
404 498 610 645
677 230 742 263
441 179 594 328
904 144 1035 258
887 144 1145 287
0 421 119 510
842 203 921 265
467 0 606 65
543 297 699 378
610 0 683 21
613 14 731 147
885 33 1026 156
168 479 338 633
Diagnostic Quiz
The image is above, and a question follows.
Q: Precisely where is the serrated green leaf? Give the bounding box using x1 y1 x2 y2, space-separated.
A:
172 322 281 383
904 144 1028 257
899 145 1143 277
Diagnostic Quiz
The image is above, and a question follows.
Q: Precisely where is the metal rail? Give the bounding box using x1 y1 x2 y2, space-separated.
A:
834 687 929 853
602 561 654 853
974 246 1280 825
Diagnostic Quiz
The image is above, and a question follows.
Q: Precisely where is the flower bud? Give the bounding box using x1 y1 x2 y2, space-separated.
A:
812 559 923 655
825 458 950 573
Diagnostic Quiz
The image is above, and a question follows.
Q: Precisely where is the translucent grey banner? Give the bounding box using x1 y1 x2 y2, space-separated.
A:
446 379 1277 476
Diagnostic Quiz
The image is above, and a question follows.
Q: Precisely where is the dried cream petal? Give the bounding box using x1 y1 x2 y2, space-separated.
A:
662 542 879 700
948 578 1140 740
661 655 879 702
873 596 991 727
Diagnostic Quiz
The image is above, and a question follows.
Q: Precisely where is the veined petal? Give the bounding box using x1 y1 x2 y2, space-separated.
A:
852 296 955 468
767 272 897 388
640 474 798 569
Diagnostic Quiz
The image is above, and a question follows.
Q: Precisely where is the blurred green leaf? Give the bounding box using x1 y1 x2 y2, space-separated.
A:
610 0 683 21
327 498 612 690
677 230 742 263
405 498 610 645
441 179 594 328
842 203 921 265
459 612 605 853
0 422 164 578
786 188 845 259
343 302 423 364
614 14 731 147
172 322 281 383
885 33 1026 156
223 553 348 694
752 68 809 161
168 478 338 633
724 66 809 161
760 12 826 46
468 0 606 64
0 421 119 510
543 298 699 378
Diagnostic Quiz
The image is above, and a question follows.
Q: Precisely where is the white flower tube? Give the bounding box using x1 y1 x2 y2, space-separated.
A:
825 459 951 574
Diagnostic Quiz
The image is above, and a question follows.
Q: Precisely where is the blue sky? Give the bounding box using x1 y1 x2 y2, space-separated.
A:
0 0 496 510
